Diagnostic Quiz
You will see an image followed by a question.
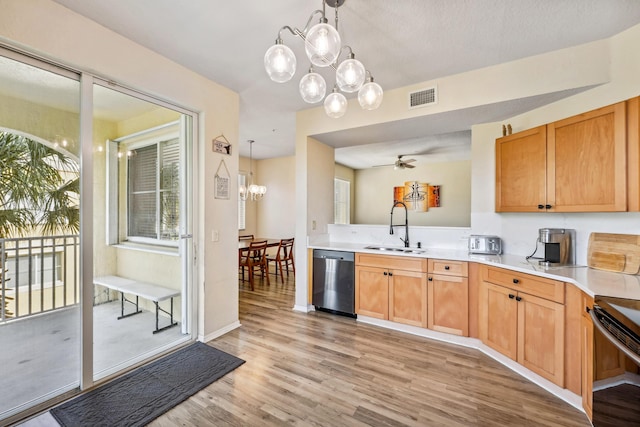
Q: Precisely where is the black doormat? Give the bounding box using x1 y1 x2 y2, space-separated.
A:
50 342 244 427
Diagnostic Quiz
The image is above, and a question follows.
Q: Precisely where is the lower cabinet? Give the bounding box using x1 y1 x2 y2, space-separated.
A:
355 253 427 327
427 259 469 336
479 266 565 386
354 258 602 404
581 295 594 421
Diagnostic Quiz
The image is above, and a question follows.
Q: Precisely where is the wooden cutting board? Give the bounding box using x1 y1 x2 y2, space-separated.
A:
587 233 640 274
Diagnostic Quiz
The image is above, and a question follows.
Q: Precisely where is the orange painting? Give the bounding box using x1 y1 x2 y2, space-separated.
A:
394 182 441 211
428 185 441 207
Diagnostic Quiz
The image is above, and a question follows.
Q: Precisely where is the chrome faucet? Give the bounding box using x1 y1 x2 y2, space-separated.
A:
390 200 410 247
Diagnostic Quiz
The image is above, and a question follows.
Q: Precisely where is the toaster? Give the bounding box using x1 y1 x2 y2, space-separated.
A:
468 235 502 255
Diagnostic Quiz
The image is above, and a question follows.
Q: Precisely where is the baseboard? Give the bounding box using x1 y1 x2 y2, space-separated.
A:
292 304 312 313
200 320 241 343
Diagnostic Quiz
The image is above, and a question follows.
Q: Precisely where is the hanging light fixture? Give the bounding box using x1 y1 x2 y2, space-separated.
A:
239 140 267 201
264 0 383 118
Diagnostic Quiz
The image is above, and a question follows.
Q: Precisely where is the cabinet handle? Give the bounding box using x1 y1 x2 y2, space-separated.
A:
508 294 515 299
383 271 388 276
428 277 433 281
388 272 393 277
516 296 522 302
545 204 552 209
512 278 520 284
538 204 545 209
444 265 450 270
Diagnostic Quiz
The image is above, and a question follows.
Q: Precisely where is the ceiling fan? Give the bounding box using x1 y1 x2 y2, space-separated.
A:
373 155 416 170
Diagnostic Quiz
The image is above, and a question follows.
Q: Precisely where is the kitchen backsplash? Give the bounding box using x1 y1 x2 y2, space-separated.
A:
325 211 640 267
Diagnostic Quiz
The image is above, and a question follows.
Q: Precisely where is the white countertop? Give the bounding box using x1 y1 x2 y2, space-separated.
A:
309 242 640 299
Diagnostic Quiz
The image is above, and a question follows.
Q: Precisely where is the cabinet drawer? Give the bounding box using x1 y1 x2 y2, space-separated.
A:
481 265 564 303
356 253 427 272
428 259 468 277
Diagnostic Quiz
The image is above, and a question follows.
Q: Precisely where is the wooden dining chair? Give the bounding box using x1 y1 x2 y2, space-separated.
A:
267 238 295 283
239 234 254 240
239 240 269 290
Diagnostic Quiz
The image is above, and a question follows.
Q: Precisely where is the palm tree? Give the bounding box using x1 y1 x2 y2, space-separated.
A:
0 131 79 237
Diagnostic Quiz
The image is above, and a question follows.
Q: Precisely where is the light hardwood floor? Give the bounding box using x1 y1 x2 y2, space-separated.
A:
150 274 591 426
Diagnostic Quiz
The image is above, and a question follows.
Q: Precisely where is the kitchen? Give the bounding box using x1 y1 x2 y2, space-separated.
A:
289 22 640 426
4 1 640 425
240 18 640 425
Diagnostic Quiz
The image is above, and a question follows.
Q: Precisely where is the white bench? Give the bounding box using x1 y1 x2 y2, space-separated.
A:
94 275 180 334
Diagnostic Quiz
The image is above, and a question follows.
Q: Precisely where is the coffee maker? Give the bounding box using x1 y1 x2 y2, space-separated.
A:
538 228 575 267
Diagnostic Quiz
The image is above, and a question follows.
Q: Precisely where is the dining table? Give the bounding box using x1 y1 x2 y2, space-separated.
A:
238 237 281 252
238 238 281 288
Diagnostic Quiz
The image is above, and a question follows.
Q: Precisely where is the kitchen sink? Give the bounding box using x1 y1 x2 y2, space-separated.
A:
364 246 425 254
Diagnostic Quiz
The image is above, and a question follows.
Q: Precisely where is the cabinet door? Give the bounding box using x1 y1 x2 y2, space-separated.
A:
355 266 389 319
495 125 547 212
594 327 626 380
389 270 427 327
427 274 468 336
547 102 627 212
582 307 594 421
517 292 565 386
479 281 518 360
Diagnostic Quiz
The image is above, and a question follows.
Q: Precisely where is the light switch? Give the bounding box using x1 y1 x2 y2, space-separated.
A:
212 230 219 242
312 220 316 230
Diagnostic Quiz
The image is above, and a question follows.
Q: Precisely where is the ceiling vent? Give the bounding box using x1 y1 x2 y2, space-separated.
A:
409 86 437 109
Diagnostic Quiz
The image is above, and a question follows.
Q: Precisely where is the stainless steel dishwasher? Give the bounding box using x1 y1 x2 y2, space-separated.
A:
312 249 355 317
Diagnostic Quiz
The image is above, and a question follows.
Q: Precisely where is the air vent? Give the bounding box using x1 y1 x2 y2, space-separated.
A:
409 86 437 109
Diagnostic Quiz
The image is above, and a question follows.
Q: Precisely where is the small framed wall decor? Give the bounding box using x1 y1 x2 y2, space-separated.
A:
212 134 231 155
214 159 230 200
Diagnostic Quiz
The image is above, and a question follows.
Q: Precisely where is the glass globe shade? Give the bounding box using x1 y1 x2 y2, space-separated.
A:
299 71 327 103
305 23 341 67
264 43 296 83
358 81 383 110
336 58 365 93
324 91 347 118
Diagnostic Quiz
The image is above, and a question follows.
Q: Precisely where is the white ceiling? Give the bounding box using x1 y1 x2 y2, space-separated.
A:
48 0 640 168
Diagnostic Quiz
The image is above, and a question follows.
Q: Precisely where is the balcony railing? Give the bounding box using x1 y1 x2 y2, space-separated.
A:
1 235 79 322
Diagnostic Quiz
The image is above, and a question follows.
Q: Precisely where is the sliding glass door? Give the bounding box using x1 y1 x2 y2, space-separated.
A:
91 82 193 379
0 48 195 422
0 49 81 418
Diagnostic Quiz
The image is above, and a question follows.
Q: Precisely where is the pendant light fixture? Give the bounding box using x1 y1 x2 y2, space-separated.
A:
239 140 266 201
264 0 383 118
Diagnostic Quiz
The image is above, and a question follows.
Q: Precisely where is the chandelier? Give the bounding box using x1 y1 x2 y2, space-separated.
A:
239 140 266 201
264 0 383 118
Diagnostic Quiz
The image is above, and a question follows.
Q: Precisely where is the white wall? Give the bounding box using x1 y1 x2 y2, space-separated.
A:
0 0 241 340
256 156 296 239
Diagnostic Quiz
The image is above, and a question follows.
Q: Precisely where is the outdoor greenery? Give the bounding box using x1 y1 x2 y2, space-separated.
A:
0 131 79 237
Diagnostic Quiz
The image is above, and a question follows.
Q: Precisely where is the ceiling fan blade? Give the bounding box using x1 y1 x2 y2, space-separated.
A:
403 158 416 163
404 163 416 168
372 163 394 168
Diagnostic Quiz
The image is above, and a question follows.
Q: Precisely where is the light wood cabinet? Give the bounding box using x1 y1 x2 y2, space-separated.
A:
496 101 627 212
389 269 427 327
564 284 584 395
496 125 547 212
355 253 427 327
355 265 389 319
581 293 594 421
479 265 565 386
427 259 469 336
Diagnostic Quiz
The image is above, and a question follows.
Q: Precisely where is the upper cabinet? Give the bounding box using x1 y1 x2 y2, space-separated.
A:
496 101 627 212
496 125 547 212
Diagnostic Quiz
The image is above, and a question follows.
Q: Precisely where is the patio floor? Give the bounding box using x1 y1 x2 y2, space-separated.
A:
0 301 188 419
